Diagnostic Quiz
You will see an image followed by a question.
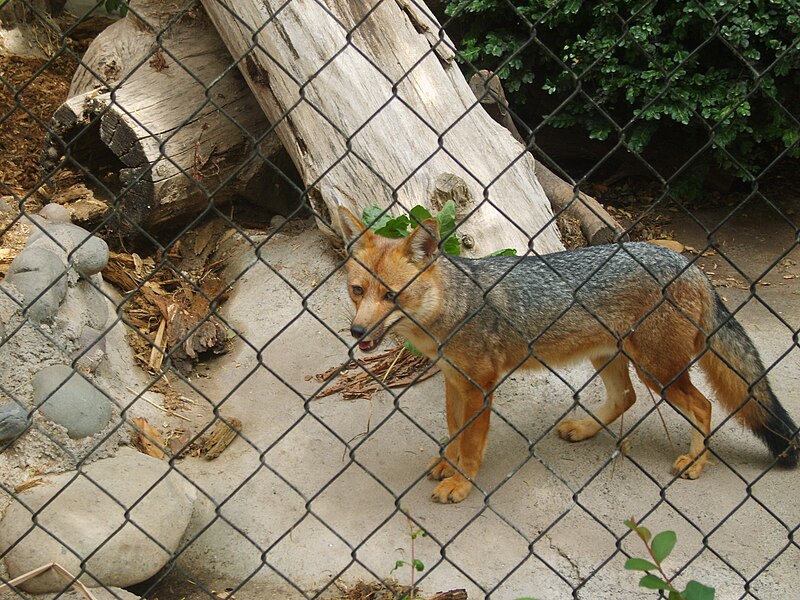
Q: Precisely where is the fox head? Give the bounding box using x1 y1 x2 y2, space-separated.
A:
338 206 442 352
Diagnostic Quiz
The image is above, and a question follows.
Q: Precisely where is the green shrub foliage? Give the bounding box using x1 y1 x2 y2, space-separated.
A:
444 0 800 181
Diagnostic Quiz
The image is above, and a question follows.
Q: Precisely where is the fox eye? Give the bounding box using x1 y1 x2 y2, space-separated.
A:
351 285 363 296
384 290 397 301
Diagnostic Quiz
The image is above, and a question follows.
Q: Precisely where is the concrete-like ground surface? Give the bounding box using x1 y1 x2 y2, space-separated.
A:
165 201 799 600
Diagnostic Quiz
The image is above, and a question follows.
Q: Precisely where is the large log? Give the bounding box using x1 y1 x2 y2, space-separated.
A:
201 0 563 256
43 1 289 236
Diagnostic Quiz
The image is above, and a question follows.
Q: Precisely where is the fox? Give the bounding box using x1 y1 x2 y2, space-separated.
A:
337 206 799 503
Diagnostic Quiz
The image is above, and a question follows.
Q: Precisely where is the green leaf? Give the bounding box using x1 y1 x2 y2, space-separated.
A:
362 205 391 231
487 248 517 257
412 559 425 572
392 560 406 572
403 341 422 356
683 580 715 600
624 558 658 572
651 530 677 563
374 215 411 238
639 574 672 591
409 205 433 225
442 233 461 256
625 519 651 543
435 200 457 239
668 591 683 600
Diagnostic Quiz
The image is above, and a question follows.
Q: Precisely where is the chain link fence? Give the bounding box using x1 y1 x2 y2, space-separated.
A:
1 1 799 599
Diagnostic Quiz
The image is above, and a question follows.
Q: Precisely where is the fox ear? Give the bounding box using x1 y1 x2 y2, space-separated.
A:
406 218 440 264
338 206 367 247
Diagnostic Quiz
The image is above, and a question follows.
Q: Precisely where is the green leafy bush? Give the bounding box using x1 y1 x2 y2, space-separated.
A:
443 0 800 182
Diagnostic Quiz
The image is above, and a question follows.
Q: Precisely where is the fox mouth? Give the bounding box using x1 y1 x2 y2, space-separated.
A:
356 329 385 353
352 314 403 353
354 326 389 353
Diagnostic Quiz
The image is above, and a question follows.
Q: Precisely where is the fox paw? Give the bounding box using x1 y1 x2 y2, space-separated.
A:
556 418 600 442
431 475 472 504
427 457 456 481
671 454 706 480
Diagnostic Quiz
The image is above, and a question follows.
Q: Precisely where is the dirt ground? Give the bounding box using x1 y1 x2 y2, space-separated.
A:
2 42 800 600
153 207 798 600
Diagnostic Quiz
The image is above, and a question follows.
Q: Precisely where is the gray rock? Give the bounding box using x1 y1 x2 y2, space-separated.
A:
24 222 109 278
32 365 114 439
77 281 110 329
3 247 68 322
74 326 108 372
0 401 29 442
0 195 15 214
70 234 109 277
0 448 197 594
38 203 71 224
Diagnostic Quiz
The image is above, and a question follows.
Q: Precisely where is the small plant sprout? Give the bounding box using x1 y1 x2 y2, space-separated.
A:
624 518 715 600
391 512 428 600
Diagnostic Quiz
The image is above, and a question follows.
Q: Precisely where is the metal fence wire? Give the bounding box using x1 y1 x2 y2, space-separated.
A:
1 1 799 599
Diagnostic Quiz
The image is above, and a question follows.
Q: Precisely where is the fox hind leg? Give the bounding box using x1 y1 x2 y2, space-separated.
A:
636 369 712 479
557 353 636 442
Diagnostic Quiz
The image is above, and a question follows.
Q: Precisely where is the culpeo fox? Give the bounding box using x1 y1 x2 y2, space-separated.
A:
337 206 799 503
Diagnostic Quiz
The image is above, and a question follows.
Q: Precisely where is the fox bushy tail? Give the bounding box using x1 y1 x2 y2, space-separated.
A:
699 296 798 467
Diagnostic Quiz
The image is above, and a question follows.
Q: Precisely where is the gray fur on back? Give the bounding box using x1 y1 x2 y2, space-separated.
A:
435 242 711 342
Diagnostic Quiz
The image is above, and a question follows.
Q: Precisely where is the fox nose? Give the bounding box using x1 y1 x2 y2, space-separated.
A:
350 324 367 339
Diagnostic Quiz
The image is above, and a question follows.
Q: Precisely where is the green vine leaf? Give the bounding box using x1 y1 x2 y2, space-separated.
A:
651 530 677 563
624 558 658 572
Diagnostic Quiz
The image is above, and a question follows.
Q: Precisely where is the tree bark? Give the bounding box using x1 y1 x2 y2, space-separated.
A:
201 0 563 256
469 70 627 246
44 1 290 236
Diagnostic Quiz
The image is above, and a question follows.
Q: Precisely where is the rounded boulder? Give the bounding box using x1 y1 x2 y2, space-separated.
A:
0 448 198 593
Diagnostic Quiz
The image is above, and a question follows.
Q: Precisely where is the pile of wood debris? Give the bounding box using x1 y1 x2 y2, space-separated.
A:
313 345 439 400
102 234 233 374
131 415 242 461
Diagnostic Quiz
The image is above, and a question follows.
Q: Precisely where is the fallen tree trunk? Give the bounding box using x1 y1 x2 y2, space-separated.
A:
201 0 563 256
469 70 627 246
43 1 289 236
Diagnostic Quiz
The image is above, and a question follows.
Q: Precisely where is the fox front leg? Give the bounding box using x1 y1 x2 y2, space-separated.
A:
430 372 494 503
428 375 464 482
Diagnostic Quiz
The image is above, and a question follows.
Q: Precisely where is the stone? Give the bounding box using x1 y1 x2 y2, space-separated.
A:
0 401 29 442
3 247 68 323
32 365 114 439
74 326 108 373
0 448 197 593
38 203 71 224
77 281 110 329
25 221 109 278
70 235 109 277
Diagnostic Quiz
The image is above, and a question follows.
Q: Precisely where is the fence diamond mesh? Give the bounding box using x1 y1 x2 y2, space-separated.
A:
1 1 798 599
